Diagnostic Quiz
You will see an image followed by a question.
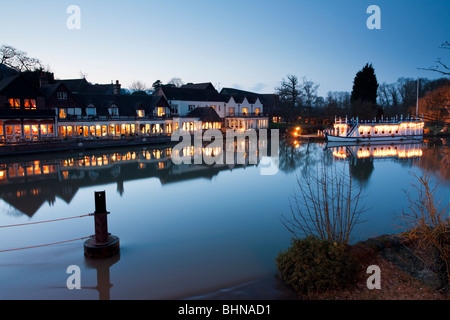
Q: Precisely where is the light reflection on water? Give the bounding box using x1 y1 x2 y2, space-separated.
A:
0 137 448 299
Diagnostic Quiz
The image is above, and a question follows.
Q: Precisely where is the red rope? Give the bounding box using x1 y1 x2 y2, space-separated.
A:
0 214 93 229
0 236 93 253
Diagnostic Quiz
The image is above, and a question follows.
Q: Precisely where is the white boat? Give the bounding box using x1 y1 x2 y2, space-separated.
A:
324 115 424 143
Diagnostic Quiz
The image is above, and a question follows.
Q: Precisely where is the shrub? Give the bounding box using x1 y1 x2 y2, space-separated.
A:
276 236 360 294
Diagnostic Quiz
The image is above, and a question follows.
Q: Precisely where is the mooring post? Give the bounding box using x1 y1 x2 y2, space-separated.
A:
84 191 120 258
94 191 110 244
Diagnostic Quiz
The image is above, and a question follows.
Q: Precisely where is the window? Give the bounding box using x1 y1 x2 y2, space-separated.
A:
108 105 119 117
24 99 37 109
242 107 248 115
59 109 67 119
188 105 195 111
57 92 67 100
255 108 260 115
137 109 145 118
228 107 235 116
157 107 165 117
8 98 20 109
86 106 96 116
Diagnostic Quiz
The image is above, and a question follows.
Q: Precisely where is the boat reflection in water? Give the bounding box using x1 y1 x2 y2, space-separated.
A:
325 141 424 186
328 141 423 160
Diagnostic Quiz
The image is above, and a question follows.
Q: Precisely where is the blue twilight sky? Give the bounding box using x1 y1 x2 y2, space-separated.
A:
0 0 449 96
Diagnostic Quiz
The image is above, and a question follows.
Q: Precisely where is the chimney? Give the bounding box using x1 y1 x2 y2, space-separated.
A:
113 80 121 95
39 72 54 87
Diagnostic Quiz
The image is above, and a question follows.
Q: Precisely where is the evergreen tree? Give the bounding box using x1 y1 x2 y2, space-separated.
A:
350 63 380 119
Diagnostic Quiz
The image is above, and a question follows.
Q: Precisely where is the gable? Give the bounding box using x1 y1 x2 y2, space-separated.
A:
0 74 43 98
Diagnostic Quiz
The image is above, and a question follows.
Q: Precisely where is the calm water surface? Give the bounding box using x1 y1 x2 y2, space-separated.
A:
0 137 448 299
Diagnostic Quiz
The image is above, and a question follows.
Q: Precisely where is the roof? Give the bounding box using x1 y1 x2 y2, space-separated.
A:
73 93 171 116
57 78 115 95
181 82 216 91
0 109 56 118
220 87 278 106
187 107 222 123
0 74 44 98
159 86 226 102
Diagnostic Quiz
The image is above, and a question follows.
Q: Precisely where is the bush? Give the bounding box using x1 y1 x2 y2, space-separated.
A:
276 236 360 294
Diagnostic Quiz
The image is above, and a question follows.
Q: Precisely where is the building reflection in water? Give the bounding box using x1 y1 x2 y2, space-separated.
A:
0 139 263 218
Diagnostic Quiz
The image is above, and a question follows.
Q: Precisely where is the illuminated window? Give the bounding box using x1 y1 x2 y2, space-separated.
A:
137 109 145 118
157 107 165 117
8 98 20 109
242 107 248 115
24 99 37 109
59 109 67 119
31 125 39 135
40 125 47 135
255 108 260 115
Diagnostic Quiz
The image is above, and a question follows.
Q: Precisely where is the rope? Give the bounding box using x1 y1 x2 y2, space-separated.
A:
0 214 93 229
0 236 92 253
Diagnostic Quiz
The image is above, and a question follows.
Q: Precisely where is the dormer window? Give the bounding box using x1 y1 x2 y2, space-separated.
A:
108 104 119 117
86 104 96 116
137 109 145 118
8 98 20 109
57 92 68 100
24 99 37 110
157 107 166 117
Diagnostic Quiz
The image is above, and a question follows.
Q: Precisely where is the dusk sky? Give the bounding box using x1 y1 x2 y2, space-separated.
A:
1 0 449 96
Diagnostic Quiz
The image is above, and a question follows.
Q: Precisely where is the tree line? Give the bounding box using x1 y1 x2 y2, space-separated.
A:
276 41 449 125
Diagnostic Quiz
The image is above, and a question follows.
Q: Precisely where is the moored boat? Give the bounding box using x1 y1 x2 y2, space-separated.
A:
324 115 424 142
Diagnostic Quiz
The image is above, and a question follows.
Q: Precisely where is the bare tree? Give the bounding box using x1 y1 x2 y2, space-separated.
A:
167 77 184 88
130 80 148 92
300 76 320 121
281 160 366 244
0 45 43 72
275 74 303 123
419 41 450 76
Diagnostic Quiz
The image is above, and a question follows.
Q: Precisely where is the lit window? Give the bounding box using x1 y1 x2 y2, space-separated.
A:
8 98 20 109
157 107 165 117
59 109 67 119
242 107 248 115
137 109 145 118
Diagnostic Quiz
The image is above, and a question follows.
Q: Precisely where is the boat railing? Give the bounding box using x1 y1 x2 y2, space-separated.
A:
334 115 423 125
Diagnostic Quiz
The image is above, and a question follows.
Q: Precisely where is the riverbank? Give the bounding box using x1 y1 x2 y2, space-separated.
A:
191 233 448 300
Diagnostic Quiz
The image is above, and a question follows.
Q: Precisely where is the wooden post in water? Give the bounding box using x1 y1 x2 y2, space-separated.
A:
84 191 120 258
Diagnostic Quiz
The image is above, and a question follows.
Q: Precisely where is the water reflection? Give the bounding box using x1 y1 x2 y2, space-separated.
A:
0 140 262 217
0 137 448 219
84 254 120 300
281 136 448 186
